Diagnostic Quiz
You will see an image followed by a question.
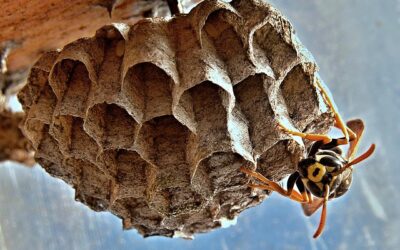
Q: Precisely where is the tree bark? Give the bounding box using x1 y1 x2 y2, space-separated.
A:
0 0 171 73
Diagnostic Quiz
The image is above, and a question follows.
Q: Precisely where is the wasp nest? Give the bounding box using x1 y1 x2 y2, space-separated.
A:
18 0 333 237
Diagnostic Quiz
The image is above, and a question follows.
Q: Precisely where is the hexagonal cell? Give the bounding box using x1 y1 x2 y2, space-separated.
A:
22 119 46 150
113 150 152 200
256 140 301 181
35 127 63 166
135 115 204 216
49 116 99 163
148 186 205 216
51 60 93 118
96 149 119 177
49 59 75 97
25 84 57 125
22 84 57 148
91 28 125 104
122 63 174 122
85 103 139 150
75 159 112 211
123 19 177 85
36 131 82 186
37 157 80 186
280 64 319 130
184 82 231 158
192 152 250 199
136 115 190 168
234 74 278 155
70 118 100 162
203 10 254 84
172 15 231 98
253 22 298 78
19 69 51 112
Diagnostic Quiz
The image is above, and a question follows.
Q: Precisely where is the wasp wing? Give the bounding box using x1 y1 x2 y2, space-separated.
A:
302 120 367 217
301 198 324 216
346 119 365 161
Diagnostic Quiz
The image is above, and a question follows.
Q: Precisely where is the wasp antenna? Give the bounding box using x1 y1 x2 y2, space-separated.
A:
332 143 375 176
313 202 327 238
347 143 376 167
313 185 330 239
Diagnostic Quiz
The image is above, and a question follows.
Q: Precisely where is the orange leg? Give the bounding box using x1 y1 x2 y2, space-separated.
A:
247 183 306 203
338 124 357 142
240 167 308 203
313 184 330 239
307 190 314 204
314 79 350 142
277 80 358 146
277 122 332 144
301 191 310 203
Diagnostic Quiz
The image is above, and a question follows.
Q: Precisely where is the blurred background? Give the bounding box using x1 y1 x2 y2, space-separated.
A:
1 0 399 249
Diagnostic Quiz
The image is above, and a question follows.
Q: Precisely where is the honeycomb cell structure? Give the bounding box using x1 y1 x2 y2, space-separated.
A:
18 0 334 237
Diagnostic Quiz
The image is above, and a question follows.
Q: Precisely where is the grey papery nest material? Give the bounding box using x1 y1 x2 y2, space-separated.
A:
18 0 334 238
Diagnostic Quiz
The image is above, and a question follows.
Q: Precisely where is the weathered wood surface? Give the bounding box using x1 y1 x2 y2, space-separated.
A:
0 1 174 71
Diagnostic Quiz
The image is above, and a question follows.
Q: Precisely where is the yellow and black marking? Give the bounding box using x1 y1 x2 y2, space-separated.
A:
307 163 326 183
242 81 375 239
299 151 347 198
241 117 375 239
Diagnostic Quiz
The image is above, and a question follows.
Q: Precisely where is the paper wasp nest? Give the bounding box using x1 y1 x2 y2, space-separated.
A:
18 0 333 237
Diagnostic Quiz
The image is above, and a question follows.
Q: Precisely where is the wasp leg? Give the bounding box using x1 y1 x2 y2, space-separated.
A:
278 80 360 146
313 184 330 239
337 124 357 143
277 122 332 144
306 189 314 204
314 79 350 142
301 186 324 217
240 167 307 203
247 183 305 203
286 172 300 197
295 177 309 203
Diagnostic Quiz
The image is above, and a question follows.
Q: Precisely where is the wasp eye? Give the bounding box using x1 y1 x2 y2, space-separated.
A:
307 163 326 183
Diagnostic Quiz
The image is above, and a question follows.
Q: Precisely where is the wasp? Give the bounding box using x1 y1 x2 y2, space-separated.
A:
240 80 375 239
